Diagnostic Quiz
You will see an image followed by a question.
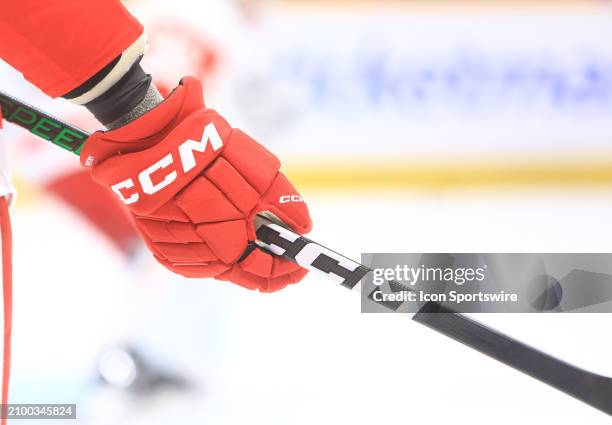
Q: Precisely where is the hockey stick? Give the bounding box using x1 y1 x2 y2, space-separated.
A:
1 90 611 416
255 221 612 416
0 91 87 154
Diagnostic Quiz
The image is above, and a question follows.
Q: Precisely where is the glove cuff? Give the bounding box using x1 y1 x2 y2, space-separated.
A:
80 76 204 167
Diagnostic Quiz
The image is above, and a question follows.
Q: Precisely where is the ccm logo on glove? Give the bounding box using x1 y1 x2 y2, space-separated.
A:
80 77 313 292
279 195 304 204
110 123 223 205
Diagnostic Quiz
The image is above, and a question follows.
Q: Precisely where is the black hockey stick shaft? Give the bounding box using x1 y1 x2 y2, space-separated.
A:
255 199 612 416
414 303 612 415
3 91 612 416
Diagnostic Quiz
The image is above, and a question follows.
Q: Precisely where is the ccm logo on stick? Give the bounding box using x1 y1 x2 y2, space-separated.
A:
279 195 304 204
111 123 223 205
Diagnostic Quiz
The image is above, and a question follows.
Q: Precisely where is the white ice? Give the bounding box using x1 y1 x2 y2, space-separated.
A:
6 188 612 424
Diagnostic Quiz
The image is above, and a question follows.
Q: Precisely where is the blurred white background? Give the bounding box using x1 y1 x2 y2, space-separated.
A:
2 0 612 423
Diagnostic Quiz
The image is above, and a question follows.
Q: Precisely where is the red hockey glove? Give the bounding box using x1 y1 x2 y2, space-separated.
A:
80 77 312 292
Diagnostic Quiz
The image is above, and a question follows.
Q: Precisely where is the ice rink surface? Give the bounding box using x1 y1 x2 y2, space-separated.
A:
7 188 612 424
1 0 612 423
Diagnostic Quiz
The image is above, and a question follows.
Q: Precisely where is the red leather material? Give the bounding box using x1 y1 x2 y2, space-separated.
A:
221 129 281 194
82 77 312 292
196 220 248 264
240 249 274 278
204 158 260 214
0 0 143 97
86 110 233 216
175 177 243 223
145 202 191 222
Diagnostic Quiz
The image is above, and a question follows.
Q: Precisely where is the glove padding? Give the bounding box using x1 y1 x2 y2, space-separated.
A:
80 77 312 292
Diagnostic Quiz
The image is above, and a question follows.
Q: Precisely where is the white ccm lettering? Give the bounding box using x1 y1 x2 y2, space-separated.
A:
279 195 304 204
112 123 224 204
139 153 177 194
111 179 139 205
178 123 224 173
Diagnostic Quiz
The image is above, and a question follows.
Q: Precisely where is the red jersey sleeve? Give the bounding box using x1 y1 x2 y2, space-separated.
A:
0 0 143 98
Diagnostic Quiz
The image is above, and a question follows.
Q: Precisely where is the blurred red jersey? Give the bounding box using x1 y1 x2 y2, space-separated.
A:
0 0 143 97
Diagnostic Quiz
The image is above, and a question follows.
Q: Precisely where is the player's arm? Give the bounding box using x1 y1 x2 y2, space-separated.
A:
0 0 313 292
0 0 159 128
0 0 142 97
